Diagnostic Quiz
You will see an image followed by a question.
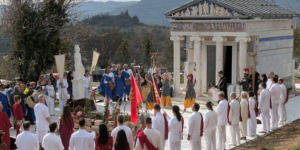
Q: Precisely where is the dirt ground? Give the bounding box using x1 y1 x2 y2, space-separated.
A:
231 119 300 150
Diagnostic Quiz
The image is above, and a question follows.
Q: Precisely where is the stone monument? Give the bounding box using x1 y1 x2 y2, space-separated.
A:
72 44 85 100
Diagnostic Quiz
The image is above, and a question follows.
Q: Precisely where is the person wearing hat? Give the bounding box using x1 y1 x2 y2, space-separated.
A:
238 68 251 92
83 69 91 99
216 70 228 100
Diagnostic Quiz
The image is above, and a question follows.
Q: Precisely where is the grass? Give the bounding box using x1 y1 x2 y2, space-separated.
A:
294 146 300 150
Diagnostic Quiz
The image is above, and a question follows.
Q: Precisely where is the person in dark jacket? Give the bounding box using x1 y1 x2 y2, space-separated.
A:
9 85 33 113
216 70 228 100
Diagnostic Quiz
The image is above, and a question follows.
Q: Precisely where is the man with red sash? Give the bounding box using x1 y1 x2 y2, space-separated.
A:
239 91 250 140
152 104 168 150
228 92 241 146
187 103 203 150
215 91 229 150
258 82 271 133
135 117 163 150
278 78 288 125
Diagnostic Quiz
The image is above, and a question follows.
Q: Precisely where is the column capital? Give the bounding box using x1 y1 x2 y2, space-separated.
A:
170 36 184 41
235 37 251 43
190 36 205 42
212 36 227 42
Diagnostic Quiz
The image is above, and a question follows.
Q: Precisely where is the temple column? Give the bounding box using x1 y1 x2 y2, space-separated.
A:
171 36 183 96
212 36 227 84
190 36 204 96
235 37 251 80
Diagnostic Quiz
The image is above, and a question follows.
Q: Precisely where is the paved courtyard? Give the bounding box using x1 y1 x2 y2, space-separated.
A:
9 94 300 150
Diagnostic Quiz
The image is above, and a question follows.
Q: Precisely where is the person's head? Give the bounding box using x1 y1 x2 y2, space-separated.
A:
206 101 214 110
172 105 182 122
272 77 278 84
260 74 267 82
36 86 42 92
117 114 124 125
278 78 284 84
20 84 25 92
153 103 161 115
30 82 36 88
50 73 53 78
14 95 21 104
114 129 130 150
98 124 109 145
218 70 223 77
38 94 46 103
144 117 152 128
268 72 274 79
14 85 20 91
192 103 200 112
230 92 236 100
130 63 134 68
112 64 116 69
261 82 267 89
46 79 51 86
60 105 71 125
39 79 45 86
124 64 128 70
187 73 193 81
117 69 122 76
218 91 225 100
0 85 4 91
117 64 121 69
106 67 111 73
274 75 279 79
49 122 58 133
23 121 31 131
67 71 73 79
18 78 23 84
78 118 86 129
26 83 30 88
241 91 248 99
85 70 89 76
248 91 254 98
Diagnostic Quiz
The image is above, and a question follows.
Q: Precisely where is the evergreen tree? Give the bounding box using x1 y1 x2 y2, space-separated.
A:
116 38 130 65
142 32 152 68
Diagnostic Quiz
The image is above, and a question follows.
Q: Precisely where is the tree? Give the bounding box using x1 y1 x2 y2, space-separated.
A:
294 27 300 58
0 0 78 82
116 38 130 65
0 55 19 80
142 32 152 68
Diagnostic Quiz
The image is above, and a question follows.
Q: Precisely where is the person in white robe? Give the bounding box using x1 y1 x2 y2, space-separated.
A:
258 82 271 133
187 103 202 150
135 117 163 150
239 91 249 140
204 101 218 150
278 78 288 125
83 70 91 99
42 122 64 150
69 118 94 150
247 91 257 137
266 72 274 90
34 94 51 144
163 105 182 150
46 79 55 116
228 92 240 146
215 91 228 150
57 75 69 113
269 77 281 130
16 121 39 150
111 115 134 149
152 104 168 150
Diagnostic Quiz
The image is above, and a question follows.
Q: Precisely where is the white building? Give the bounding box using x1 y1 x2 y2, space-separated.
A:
164 0 299 97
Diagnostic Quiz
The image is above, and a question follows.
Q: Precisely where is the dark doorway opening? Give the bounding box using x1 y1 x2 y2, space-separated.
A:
223 46 232 84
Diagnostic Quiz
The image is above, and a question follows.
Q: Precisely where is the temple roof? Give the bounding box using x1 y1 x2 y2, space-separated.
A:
164 0 300 19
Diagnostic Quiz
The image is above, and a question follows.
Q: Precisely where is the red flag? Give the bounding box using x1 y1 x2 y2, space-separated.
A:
130 74 142 124
150 74 160 104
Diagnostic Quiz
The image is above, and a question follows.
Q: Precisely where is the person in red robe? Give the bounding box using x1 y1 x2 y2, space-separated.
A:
0 102 12 150
13 95 23 136
95 124 113 150
59 105 74 149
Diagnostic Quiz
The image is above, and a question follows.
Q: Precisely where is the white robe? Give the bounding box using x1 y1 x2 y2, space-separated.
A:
46 85 55 115
247 97 257 136
215 99 228 150
111 125 134 149
152 112 167 150
57 78 69 113
279 84 287 125
266 78 273 90
16 131 39 150
42 133 64 150
83 75 91 99
34 103 50 143
69 129 94 150
166 116 182 150
269 83 281 130
188 111 202 150
204 110 218 150
258 89 271 132
239 99 248 138
135 128 163 150
229 99 240 146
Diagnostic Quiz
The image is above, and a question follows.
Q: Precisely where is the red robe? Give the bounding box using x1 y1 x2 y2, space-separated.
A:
136 131 158 150
59 116 74 150
13 104 23 136
0 112 12 150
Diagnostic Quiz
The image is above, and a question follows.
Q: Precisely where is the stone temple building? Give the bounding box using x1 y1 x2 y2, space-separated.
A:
164 0 299 98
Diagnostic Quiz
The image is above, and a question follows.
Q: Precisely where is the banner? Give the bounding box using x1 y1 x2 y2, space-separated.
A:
150 73 160 104
55 54 66 99
130 74 142 124
90 50 100 90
